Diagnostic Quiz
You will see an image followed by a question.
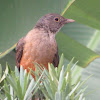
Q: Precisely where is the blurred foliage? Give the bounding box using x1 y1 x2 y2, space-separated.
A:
0 65 40 100
34 55 90 100
65 0 100 30
0 55 88 100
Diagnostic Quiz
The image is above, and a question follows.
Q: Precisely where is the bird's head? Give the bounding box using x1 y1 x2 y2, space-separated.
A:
35 13 75 34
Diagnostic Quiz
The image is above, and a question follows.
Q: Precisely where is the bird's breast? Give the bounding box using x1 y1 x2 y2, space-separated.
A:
21 30 57 67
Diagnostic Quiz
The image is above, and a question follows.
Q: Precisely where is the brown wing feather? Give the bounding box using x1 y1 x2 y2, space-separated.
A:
16 37 25 70
53 48 59 67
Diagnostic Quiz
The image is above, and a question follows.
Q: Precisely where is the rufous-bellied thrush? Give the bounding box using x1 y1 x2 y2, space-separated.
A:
16 13 75 78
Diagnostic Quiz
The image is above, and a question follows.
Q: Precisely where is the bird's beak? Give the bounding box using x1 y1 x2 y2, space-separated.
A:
63 18 75 24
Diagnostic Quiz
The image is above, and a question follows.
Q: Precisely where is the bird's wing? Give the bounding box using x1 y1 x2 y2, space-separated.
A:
16 37 25 70
53 48 59 67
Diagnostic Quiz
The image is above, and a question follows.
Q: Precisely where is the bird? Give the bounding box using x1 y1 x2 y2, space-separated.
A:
16 13 75 78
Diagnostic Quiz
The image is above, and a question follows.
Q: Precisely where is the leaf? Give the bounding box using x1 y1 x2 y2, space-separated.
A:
0 64 2 79
40 86 50 99
49 63 58 81
23 70 28 97
71 66 82 85
67 59 73 93
48 64 58 95
24 70 44 100
16 79 23 100
0 65 9 83
0 92 5 100
43 80 54 99
4 80 11 100
76 74 93 92
58 66 65 91
15 66 20 77
57 54 64 78
24 79 35 100
20 66 24 94
56 32 100 67
0 44 16 59
48 63 58 85
63 0 100 30
68 82 80 97
10 85 14 100
55 92 62 100
6 75 17 94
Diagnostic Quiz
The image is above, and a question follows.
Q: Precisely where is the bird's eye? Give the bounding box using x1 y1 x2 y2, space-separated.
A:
54 17 59 22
